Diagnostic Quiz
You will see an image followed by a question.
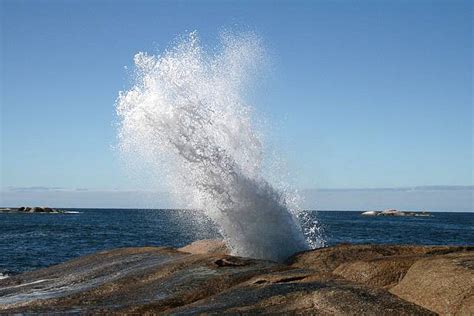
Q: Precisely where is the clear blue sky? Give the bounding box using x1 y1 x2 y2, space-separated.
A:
1 1 472 200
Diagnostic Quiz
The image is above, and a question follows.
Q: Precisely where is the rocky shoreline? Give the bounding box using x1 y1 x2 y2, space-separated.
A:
0 206 67 214
0 240 472 314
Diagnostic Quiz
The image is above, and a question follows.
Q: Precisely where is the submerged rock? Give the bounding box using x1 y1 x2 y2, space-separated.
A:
0 242 471 314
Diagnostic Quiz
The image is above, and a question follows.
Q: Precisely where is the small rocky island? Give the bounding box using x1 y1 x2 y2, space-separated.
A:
0 207 66 214
0 240 472 314
361 209 432 217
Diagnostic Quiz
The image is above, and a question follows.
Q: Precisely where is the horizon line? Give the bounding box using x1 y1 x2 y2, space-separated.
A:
3 184 473 193
0 207 472 213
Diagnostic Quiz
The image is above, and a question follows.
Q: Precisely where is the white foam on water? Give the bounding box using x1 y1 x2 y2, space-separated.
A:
116 31 320 262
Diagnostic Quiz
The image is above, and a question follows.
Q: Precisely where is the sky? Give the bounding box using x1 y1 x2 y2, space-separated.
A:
1 0 472 210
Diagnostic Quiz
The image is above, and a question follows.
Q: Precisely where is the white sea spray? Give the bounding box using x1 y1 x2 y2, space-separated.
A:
116 31 322 261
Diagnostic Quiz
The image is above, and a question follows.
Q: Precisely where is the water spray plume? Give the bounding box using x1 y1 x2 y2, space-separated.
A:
116 31 314 262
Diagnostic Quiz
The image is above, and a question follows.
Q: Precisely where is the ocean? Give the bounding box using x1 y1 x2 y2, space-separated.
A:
1 209 473 277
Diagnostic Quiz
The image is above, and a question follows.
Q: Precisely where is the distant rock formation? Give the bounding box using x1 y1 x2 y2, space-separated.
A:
361 209 432 217
0 207 66 214
1 241 472 314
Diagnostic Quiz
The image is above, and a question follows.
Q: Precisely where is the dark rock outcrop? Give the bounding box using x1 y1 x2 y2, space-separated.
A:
0 207 66 214
0 242 471 314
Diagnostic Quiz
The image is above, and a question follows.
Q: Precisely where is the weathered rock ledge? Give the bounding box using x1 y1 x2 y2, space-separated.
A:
0 240 472 315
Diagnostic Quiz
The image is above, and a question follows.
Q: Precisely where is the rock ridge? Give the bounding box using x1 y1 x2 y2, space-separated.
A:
0 240 472 315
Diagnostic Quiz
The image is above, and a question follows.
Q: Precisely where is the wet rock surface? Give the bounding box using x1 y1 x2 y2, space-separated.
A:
0 242 472 314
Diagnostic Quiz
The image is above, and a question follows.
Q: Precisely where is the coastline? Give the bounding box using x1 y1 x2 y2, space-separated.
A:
1 240 472 314
1 209 472 277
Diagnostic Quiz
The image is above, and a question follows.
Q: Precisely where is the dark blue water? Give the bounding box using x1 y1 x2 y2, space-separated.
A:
1 210 472 276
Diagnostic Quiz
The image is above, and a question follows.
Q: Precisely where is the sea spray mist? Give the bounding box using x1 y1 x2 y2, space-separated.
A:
116 31 313 262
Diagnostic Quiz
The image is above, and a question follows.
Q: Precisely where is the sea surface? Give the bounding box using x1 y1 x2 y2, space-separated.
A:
1 209 473 277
